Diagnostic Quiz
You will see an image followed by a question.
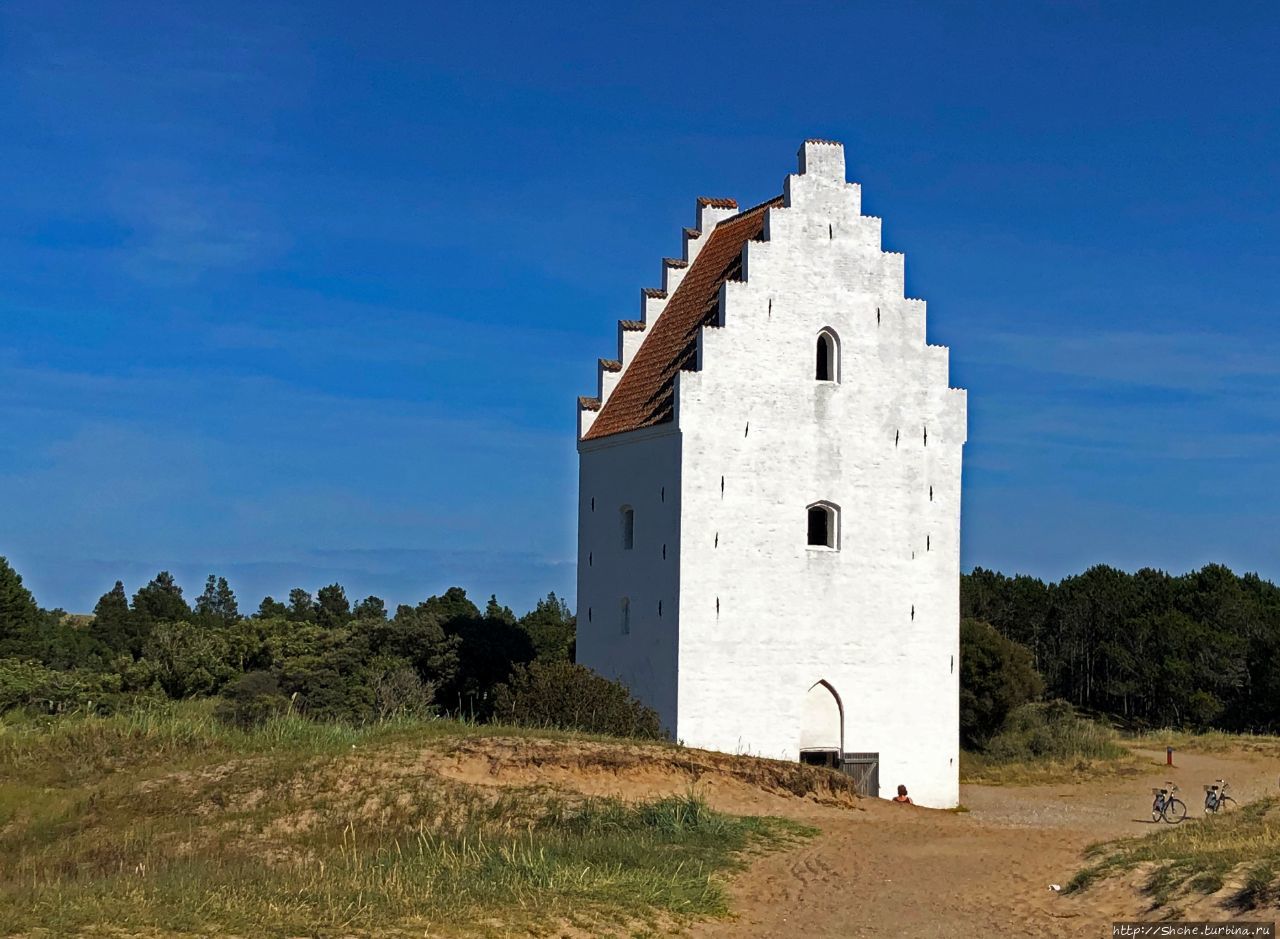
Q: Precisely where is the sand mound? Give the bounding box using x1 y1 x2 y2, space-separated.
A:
429 736 864 814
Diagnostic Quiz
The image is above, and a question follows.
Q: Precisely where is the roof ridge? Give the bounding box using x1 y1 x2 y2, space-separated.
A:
729 193 786 219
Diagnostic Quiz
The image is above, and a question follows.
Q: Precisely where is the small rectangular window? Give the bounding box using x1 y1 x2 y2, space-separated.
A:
620 597 630 634
807 503 838 549
621 507 635 549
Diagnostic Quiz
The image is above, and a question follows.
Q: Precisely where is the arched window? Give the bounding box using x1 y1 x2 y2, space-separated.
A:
620 506 635 549
806 501 839 549
815 329 839 382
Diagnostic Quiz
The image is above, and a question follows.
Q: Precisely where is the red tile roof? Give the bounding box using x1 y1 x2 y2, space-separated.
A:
578 396 601 411
584 196 782 440
697 196 738 208
618 319 645 331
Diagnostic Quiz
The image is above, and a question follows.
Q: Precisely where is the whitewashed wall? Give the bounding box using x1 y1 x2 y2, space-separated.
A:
576 426 683 734
674 141 966 808
576 141 966 808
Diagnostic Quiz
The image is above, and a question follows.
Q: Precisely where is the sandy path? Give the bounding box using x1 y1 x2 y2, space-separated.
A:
693 747 1279 938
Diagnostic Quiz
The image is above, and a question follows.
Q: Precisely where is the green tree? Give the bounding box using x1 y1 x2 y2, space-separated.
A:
432 588 532 718
0 557 39 642
140 621 234 698
353 595 387 622
287 588 315 623
315 584 351 628
256 596 288 619
420 586 481 630
131 572 191 624
484 594 516 626
269 624 374 722
372 604 460 689
194 575 239 626
960 618 1044 749
519 591 576 662
91 581 132 652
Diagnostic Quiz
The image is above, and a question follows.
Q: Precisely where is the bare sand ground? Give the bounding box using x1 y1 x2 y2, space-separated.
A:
691 746 1279 938
426 736 1277 936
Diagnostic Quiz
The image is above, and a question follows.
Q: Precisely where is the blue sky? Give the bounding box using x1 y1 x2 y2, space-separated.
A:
2 1 1277 615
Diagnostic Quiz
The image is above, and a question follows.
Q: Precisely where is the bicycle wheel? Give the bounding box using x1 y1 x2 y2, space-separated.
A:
1219 796 1236 812
1163 798 1187 823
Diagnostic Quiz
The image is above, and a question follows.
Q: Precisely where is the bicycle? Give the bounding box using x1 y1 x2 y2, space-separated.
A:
1204 779 1236 815
1151 782 1187 823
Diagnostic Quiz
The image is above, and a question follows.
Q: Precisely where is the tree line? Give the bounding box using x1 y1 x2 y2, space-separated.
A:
961 564 1280 734
3 555 1278 742
0 557 628 728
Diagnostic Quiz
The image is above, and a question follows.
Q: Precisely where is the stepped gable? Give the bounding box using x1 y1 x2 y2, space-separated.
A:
584 196 783 440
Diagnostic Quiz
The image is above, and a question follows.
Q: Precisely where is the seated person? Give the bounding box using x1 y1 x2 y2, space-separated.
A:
892 784 913 804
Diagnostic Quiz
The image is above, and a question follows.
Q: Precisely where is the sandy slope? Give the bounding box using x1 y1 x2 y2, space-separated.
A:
416 735 1277 935
690 746 1279 938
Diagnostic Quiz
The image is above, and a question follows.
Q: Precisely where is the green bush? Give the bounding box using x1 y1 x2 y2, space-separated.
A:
959 618 1044 749
214 671 290 729
0 657 125 714
982 699 1124 764
491 661 662 738
140 621 235 698
370 658 437 720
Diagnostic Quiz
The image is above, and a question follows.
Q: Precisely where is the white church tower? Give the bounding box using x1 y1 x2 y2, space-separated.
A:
575 140 967 808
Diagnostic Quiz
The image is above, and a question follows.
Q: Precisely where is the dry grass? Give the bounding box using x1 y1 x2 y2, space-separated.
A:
1123 729 1280 757
960 704 1135 785
1068 796 1280 910
0 702 816 937
960 750 1143 786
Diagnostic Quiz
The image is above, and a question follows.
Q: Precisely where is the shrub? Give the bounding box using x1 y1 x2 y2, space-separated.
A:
983 699 1124 764
214 670 290 728
959 618 1044 749
0 657 125 714
370 658 437 719
140 621 235 698
491 661 662 738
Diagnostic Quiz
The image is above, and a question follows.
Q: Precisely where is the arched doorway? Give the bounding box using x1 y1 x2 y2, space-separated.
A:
799 680 843 768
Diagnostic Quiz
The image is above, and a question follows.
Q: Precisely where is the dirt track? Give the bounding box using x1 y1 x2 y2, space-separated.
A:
690 746 1278 938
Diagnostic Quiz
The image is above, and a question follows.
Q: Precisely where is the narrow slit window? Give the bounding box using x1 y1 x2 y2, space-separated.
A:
620 597 630 635
815 329 839 382
806 502 839 548
621 506 634 550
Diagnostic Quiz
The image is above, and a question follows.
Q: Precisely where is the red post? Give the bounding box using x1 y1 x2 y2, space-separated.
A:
1166 746 1174 766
